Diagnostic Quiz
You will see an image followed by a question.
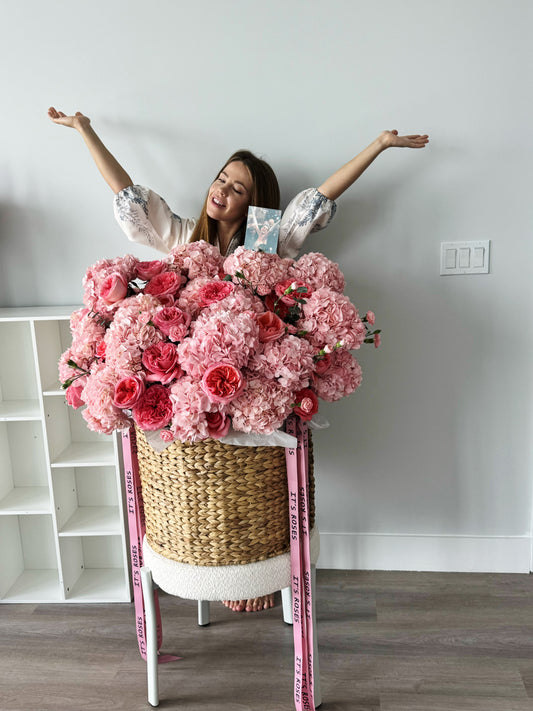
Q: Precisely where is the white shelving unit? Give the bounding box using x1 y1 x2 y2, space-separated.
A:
0 307 131 603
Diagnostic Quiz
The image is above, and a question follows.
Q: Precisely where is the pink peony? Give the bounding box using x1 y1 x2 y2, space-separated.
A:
95 340 106 360
256 311 286 343
100 272 128 304
113 374 145 409
198 280 235 306
132 384 173 431
144 271 185 299
292 388 319 421
201 362 244 404
136 260 166 281
152 306 191 341
205 411 231 439
142 342 184 385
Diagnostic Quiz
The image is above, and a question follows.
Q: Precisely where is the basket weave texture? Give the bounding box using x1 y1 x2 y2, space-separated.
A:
135 427 315 567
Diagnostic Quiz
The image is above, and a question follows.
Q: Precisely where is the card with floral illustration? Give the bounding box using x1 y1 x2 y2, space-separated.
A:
244 206 281 253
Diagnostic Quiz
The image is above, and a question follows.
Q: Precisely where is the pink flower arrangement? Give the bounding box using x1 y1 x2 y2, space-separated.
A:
61 243 380 441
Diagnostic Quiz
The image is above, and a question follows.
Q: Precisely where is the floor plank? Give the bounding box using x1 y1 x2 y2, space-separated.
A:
2 570 533 710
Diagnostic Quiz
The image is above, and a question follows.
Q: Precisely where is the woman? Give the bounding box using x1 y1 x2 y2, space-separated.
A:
48 107 428 611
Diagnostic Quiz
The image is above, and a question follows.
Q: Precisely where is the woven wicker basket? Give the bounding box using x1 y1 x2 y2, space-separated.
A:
135 427 315 567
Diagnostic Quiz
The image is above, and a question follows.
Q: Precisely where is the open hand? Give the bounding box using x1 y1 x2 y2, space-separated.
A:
48 107 91 131
380 130 429 149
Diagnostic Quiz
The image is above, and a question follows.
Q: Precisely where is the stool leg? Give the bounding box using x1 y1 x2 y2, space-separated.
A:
141 567 159 707
198 600 210 626
311 564 322 708
281 586 293 624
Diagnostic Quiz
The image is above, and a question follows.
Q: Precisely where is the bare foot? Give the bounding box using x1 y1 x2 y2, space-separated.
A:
222 594 275 612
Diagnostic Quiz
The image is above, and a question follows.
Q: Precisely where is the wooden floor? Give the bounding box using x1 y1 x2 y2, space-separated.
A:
2 570 533 710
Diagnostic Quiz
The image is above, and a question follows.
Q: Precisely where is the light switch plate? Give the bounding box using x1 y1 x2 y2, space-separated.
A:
440 240 490 275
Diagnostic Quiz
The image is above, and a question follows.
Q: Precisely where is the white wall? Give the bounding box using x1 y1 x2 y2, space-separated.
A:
1 0 532 572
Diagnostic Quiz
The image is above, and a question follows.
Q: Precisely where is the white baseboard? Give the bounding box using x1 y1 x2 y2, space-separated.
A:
317 532 532 574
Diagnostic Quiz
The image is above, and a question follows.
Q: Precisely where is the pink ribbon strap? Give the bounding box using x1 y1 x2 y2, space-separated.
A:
121 427 179 664
285 415 315 711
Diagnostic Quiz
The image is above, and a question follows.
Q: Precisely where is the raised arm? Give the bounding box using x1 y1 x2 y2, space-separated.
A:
48 107 133 194
317 130 429 201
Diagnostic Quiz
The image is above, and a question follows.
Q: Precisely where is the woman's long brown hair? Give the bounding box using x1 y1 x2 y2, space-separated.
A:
189 150 280 246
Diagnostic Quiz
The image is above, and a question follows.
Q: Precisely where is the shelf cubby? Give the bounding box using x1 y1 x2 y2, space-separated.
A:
60 535 129 602
0 308 131 604
0 321 40 420
54 466 121 535
0 421 50 514
0 515 61 602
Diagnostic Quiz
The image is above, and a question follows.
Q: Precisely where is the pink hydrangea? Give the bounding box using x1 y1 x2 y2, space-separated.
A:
104 294 163 373
223 246 293 296
289 252 345 293
64 309 107 375
168 240 224 279
298 288 366 350
202 284 265 317
229 376 293 434
168 376 214 442
62 243 376 439
177 309 260 378
312 349 363 402
248 335 314 390
82 255 138 315
81 363 131 434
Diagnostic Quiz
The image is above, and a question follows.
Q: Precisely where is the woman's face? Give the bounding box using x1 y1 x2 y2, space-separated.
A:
207 160 253 227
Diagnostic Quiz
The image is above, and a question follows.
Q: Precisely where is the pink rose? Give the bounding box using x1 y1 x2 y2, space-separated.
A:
256 311 286 343
100 272 128 304
144 271 184 298
113 374 145 409
152 307 191 341
160 429 174 443
132 384 173 431
314 353 331 376
274 278 312 306
366 310 376 326
136 260 166 281
205 411 231 439
65 383 85 409
198 280 235 306
96 340 107 360
292 388 319 421
201 362 244 404
374 333 381 348
142 342 184 385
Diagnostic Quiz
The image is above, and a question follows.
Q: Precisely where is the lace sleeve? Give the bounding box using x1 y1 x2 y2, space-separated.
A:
113 185 196 254
278 188 337 259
